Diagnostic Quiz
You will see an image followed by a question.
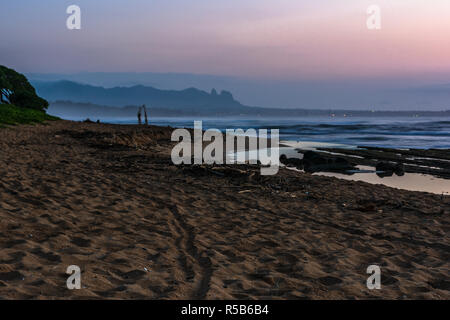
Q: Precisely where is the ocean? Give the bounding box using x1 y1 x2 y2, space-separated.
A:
104 116 450 149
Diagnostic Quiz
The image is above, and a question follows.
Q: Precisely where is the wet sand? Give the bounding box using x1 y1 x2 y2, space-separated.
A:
314 166 450 195
0 120 449 299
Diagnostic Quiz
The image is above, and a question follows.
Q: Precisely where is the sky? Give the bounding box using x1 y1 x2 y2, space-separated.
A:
2 0 450 109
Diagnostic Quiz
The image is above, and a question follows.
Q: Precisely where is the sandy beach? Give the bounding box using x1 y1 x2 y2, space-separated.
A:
0 120 448 299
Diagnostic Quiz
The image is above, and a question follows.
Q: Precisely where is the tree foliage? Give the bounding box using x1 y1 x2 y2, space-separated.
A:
0 65 49 111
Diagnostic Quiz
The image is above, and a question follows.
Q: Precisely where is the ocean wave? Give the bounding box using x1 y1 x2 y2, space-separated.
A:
114 117 450 149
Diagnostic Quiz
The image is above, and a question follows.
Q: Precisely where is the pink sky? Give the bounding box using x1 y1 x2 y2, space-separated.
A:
2 0 450 80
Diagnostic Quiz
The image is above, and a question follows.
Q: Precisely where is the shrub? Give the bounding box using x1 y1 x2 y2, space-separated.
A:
0 65 49 111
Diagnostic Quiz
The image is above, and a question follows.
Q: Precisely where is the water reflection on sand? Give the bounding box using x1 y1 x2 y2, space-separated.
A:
314 165 450 195
231 140 450 195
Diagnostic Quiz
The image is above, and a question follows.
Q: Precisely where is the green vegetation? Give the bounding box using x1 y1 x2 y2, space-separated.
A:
0 65 49 111
0 65 57 127
0 103 58 127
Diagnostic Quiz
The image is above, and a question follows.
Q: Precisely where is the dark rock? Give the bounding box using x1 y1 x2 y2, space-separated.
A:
376 161 393 171
376 162 404 176
302 151 356 173
303 151 328 164
376 170 394 178
279 155 303 169
394 162 405 176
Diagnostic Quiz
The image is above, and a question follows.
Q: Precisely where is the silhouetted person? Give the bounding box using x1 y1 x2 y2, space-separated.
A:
137 106 142 125
143 104 149 125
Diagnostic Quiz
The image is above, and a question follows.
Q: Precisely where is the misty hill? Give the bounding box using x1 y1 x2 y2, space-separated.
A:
33 80 450 118
33 80 247 113
28 72 235 92
28 72 450 111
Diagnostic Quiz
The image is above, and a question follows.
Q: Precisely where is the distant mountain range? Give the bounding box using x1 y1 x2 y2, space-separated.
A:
33 80 247 113
33 80 450 118
28 72 450 111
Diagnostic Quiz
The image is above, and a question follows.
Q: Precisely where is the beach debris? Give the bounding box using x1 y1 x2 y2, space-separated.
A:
181 164 259 180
